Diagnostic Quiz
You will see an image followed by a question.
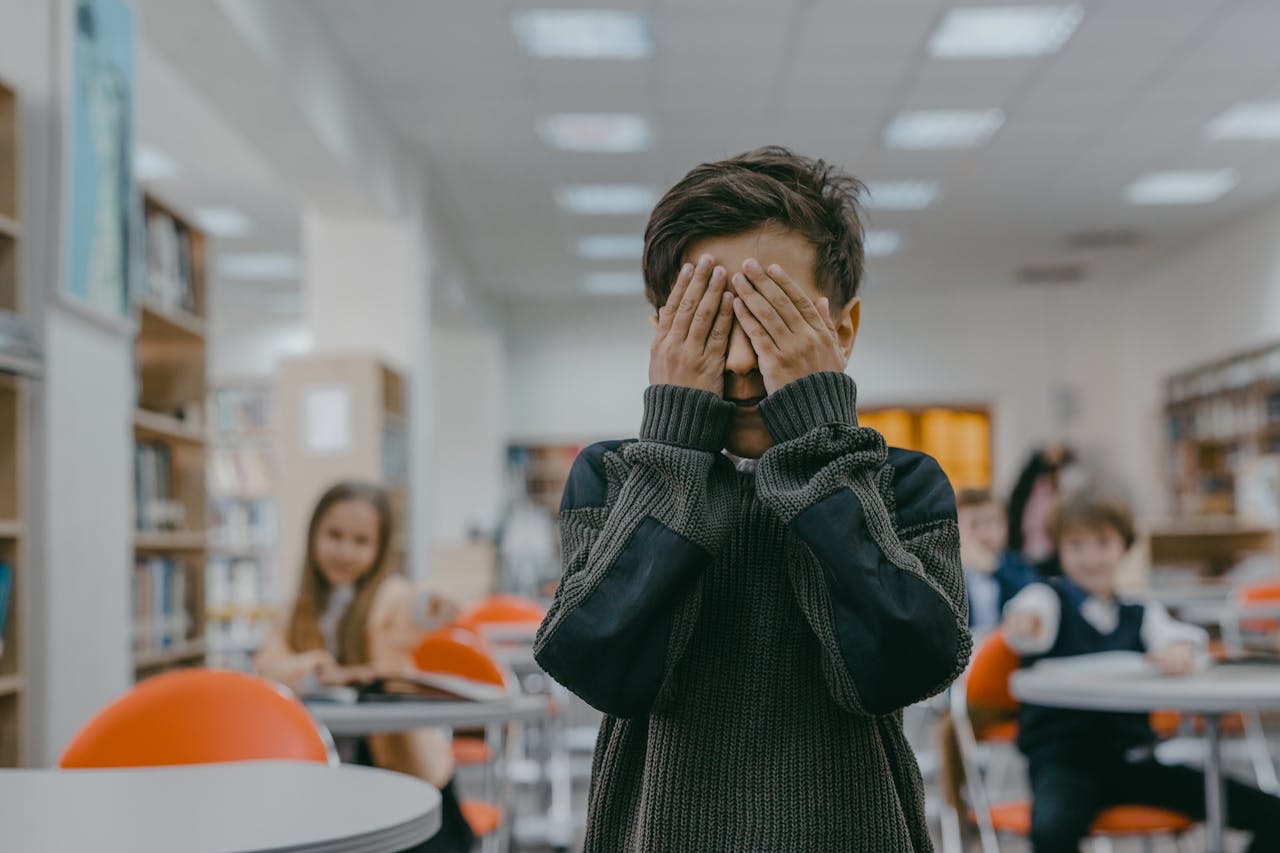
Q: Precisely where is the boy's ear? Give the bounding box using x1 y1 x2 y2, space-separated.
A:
836 298 861 360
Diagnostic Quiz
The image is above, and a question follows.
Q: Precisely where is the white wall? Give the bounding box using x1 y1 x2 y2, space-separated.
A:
430 325 504 544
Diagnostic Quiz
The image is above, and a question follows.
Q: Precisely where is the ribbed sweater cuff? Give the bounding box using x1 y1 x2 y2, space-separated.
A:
640 385 734 451
759 371 858 443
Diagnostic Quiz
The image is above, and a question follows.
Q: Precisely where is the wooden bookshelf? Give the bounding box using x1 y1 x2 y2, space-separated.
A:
207 380 278 670
0 77 36 768
1165 342 1280 519
274 355 408 596
133 194 209 678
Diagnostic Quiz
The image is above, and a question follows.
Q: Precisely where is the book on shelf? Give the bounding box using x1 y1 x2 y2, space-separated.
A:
134 440 186 531
208 447 271 498
144 210 197 314
211 386 271 436
132 558 190 654
0 562 11 665
210 497 277 550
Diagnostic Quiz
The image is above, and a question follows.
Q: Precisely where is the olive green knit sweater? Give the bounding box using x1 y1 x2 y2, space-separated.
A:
534 372 971 852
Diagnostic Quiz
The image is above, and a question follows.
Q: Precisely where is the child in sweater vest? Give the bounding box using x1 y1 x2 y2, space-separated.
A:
534 147 972 852
1004 484 1280 853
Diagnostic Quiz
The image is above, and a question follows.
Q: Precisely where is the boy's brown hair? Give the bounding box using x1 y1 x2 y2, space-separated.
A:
642 146 867 310
956 488 1001 510
1047 486 1137 549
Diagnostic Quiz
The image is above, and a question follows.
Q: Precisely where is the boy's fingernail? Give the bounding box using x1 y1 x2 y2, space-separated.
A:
698 255 713 269
744 258 760 273
768 264 783 277
681 262 693 276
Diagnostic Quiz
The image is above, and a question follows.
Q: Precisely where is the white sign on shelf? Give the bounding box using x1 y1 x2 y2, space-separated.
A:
304 385 352 453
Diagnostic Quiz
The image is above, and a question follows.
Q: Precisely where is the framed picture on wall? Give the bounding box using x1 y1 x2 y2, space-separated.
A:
61 0 136 325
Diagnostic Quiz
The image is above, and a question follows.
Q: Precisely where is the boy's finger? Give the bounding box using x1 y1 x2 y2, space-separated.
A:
657 262 694 336
732 272 788 343
706 291 734 352
769 263 827 332
817 297 838 337
732 296 777 353
743 259 804 332
672 255 714 338
688 266 727 342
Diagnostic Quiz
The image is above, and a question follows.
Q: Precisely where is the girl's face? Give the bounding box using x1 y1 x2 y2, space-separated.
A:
1058 523 1127 597
313 499 381 587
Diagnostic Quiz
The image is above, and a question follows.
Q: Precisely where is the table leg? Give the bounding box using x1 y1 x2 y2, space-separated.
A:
1204 714 1226 853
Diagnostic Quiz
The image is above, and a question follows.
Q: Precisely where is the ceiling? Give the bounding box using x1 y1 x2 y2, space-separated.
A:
302 0 1280 297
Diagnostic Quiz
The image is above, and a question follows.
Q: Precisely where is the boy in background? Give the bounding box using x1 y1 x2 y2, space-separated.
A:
534 147 971 851
1004 485 1280 852
957 488 1039 632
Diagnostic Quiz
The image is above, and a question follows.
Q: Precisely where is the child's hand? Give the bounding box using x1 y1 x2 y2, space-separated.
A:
317 658 379 686
423 592 460 627
1148 642 1198 677
729 260 846 394
649 255 734 396
1004 610 1043 643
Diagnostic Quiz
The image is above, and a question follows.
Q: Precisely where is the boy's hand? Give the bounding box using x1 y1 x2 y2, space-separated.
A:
1004 610 1043 643
730 259 845 394
1148 642 1198 677
649 255 734 396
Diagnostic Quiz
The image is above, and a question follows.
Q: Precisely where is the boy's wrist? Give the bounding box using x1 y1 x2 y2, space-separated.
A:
640 384 735 452
758 371 857 443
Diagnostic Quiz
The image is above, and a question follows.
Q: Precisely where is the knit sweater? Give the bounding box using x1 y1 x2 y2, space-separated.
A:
534 372 972 852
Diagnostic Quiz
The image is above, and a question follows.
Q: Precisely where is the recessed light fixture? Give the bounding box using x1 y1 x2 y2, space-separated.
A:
512 10 652 59
537 113 653 152
863 181 941 211
884 109 1005 150
864 230 902 258
218 253 301 280
556 184 658 215
1125 170 1238 205
134 145 178 181
1207 101 1280 140
582 271 645 294
930 5 1083 58
577 234 645 260
193 207 252 238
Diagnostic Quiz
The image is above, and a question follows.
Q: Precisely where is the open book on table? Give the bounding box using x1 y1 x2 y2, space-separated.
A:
302 671 508 704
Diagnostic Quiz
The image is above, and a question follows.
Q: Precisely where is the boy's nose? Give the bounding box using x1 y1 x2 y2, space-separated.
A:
724 319 758 376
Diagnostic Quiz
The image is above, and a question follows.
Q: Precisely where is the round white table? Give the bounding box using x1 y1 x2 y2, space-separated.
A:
1011 654 1280 853
0 760 440 852
306 695 549 737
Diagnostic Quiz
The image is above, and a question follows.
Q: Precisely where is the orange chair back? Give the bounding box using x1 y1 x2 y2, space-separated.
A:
457 595 546 632
60 669 331 769
1237 580 1280 634
966 630 1021 713
414 627 511 689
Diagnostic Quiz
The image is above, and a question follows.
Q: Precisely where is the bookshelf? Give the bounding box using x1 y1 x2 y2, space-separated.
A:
858 405 993 491
274 355 408 597
0 78 40 768
1156 343 1280 579
207 380 278 670
132 194 209 679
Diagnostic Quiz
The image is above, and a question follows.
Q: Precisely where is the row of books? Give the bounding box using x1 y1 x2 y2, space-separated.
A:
211 386 271 437
1167 394 1280 443
134 441 186 531
208 446 271 498
0 562 11 666
132 558 192 653
1167 345 1280 403
143 210 198 314
210 497 277 552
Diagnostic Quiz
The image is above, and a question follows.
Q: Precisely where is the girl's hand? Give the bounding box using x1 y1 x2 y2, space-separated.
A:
424 592 460 627
317 659 379 686
1148 642 1197 677
1004 610 1042 643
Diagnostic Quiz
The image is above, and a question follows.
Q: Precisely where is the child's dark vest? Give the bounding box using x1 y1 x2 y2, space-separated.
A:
1016 578 1154 762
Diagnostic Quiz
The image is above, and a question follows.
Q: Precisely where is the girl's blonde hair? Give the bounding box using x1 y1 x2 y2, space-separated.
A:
286 480 394 664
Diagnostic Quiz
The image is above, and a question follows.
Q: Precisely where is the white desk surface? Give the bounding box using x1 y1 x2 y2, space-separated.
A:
1011 652 1280 714
307 694 549 736
0 760 440 853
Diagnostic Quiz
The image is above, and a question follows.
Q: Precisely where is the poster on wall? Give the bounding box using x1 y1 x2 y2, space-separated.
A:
63 0 135 322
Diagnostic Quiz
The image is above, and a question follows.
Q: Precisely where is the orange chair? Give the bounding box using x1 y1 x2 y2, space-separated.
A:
951 631 1195 852
60 668 336 769
457 595 546 637
1216 579 1280 792
414 627 516 851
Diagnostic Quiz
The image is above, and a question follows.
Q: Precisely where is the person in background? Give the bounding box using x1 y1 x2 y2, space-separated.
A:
1003 484 1280 853
957 487 1039 632
1007 444 1076 566
255 481 474 853
534 147 971 852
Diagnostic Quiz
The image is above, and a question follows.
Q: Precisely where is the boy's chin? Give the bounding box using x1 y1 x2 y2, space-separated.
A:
724 418 773 460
